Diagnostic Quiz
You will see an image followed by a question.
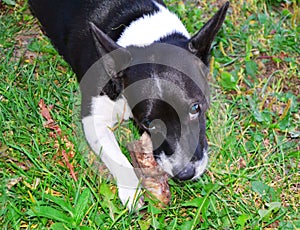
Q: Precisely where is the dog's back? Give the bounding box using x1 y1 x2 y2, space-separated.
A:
29 0 162 79
29 0 83 70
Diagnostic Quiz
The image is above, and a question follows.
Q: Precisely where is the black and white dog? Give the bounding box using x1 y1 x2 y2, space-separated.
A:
29 0 228 209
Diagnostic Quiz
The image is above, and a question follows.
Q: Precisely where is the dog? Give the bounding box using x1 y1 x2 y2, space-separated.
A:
29 0 229 209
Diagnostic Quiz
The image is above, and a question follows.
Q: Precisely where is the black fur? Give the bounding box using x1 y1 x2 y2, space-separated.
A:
29 0 160 81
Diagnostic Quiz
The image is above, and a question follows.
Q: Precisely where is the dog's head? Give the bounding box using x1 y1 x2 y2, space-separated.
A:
89 3 228 180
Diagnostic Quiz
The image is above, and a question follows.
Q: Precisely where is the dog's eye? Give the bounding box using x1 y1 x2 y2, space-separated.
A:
189 103 201 120
142 119 156 131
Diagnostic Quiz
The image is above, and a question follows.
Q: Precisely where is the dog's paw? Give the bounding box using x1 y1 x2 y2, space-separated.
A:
118 186 144 211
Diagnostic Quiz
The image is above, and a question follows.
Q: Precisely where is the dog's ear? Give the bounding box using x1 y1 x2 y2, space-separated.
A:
188 2 229 66
89 22 132 78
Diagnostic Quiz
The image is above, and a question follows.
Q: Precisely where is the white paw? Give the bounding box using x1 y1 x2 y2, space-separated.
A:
118 186 144 210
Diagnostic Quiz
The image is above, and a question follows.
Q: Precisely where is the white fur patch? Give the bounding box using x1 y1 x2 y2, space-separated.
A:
90 95 132 127
117 2 190 47
82 95 140 209
156 151 174 176
192 150 208 180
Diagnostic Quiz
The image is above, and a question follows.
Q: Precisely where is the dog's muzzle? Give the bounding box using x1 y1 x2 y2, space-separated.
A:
174 150 208 181
156 148 208 181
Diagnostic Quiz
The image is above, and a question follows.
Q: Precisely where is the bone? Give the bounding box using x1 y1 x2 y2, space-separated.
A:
127 132 171 206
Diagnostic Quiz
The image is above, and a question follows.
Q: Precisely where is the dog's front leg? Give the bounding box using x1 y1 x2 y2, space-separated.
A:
81 95 141 210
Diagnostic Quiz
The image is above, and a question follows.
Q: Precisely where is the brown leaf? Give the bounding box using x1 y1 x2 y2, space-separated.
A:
39 99 76 181
62 150 77 181
7 177 23 190
238 157 247 169
39 99 52 121
39 99 62 136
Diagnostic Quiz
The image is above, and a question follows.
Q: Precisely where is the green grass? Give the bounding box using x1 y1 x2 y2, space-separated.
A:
0 0 299 229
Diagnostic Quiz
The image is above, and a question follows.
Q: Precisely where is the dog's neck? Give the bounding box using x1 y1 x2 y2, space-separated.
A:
117 2 190 47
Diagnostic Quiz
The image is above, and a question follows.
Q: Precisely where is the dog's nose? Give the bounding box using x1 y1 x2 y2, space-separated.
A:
175 164 195 181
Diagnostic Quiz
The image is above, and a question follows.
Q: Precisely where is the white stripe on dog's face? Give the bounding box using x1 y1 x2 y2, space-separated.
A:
117 1 190 47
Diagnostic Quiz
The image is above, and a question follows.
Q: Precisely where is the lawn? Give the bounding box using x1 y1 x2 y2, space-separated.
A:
0 0 299 229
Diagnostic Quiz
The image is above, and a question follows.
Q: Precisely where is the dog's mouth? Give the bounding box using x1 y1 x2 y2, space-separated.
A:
155 149 208 181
